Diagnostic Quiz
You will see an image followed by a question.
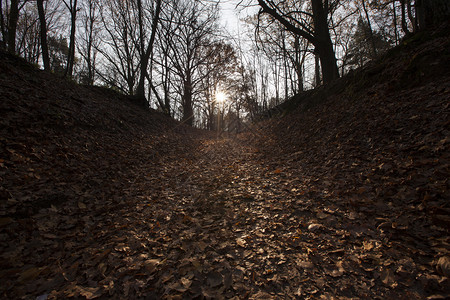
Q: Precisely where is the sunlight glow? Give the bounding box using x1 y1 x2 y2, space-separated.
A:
216 91 227 103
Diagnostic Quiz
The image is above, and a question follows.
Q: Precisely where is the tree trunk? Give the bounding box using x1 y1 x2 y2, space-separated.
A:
314 52 321 86
37 0 50 70
406 0 417 33
311 0 339 83
400 0 411 35
7 0 19 53
392 1 399 45
65 0 77 78
135 0 162 104
282 33 289 100
182 75 194 126
416 0 450 31
361 0 377 57
1 1 6 46
86 1 95 84
293 36 304 92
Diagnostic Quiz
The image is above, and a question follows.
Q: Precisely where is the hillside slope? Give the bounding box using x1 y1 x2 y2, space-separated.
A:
256 23 450 217
248 23 449 296
0 51 196 218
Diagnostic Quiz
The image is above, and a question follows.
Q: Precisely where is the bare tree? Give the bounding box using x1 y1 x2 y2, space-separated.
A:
97 0 139 94
61 0 77 77
135 0 162 105
162 0 219 126
197 41 239 130
2 0 29 53
77 0 100 84
35 0 50 70
257 0 340 84
14 3 39 63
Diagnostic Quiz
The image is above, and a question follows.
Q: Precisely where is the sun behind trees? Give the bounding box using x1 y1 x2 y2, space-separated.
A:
1 0 449 128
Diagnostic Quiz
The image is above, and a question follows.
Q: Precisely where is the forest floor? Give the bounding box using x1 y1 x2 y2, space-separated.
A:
1 25 450 299
1 130 449 299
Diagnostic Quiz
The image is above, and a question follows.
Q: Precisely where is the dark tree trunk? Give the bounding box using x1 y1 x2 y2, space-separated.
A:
0 1 6 46
37 0 50 70
310 0 339 83
406 0 417 32
163 60 171 115
65 0 77 78
86 1 95 85
293 36 304 92
7 0 19 53
182 74 194 126
400 0 411 35
393 1 399 45
416 0 450 31
314 52 321 86
361 0 377 57
135 0 162 104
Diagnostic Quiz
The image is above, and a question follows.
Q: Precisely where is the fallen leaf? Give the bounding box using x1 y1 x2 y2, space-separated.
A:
236 238 246 247
75 286 103 299
180 277 192 288
207 271 223 288
17 266 46 283
380 268 396 287
143 259 160 273
297 261 314 269
307 223 323 231
436 256 450 277
363 241 374 251
0 217 14 228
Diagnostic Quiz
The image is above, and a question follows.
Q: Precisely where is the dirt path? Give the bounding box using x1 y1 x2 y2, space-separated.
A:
1 135 448 299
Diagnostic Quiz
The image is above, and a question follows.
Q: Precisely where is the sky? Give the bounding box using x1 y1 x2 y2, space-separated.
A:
218 0 259 35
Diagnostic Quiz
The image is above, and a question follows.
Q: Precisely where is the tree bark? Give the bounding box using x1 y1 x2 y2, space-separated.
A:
65 0 77 78
400 0 411 35
182 74 194 126
7 0 19 53
416 0 450 31
293 36 305 92
314 52 321 86
86 1 95 84
406 0 417 33
361 0 377 57
392 1 399 45
37 0 50 70
0 1 6 46
135 0 162 104
310 0 339 83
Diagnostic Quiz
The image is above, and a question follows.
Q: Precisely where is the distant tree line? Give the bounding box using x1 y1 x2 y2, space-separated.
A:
1 0 448 129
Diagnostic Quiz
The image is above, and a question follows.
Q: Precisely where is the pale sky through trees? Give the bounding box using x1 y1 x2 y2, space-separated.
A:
218 0 257 35
218 0 241 34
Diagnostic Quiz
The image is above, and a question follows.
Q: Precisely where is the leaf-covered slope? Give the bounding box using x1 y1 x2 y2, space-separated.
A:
0 50 192 218
257 23 450 224
238 26 450 297
252 22 450 268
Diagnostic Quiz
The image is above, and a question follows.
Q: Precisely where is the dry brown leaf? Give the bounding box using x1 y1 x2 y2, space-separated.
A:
75 286 103 300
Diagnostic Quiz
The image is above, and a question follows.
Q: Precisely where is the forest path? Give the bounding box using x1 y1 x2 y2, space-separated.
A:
2 134 447 299
122 134 447 299
94 134 442 299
